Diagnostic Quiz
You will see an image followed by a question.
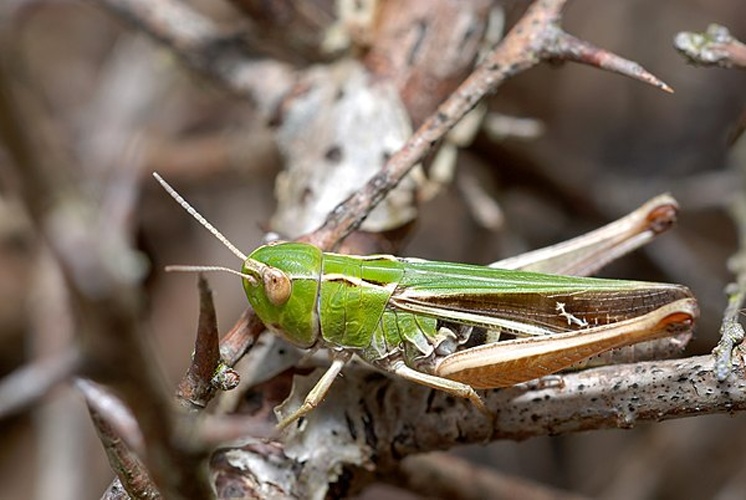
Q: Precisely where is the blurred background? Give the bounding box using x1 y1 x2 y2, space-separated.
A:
0 0 744 498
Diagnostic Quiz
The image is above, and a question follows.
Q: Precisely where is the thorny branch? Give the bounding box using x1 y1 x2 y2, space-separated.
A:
176 275 240 410
212 354 746 498
302 0 671 249
176 275 222 409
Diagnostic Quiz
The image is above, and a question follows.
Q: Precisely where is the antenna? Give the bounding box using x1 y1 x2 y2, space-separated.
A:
153 172 248 261
165 265 257 285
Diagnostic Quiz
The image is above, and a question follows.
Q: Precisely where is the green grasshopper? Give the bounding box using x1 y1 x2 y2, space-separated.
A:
154 174 698 429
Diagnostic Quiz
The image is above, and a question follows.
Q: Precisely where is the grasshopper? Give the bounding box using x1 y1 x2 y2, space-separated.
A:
154 174 698 429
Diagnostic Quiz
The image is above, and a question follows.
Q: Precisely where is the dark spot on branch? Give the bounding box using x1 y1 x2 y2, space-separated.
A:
426 389 436 413
455 422 468 443
407 20 428 65
375 384 387 409
363 371 387 384
242 389 264 415
328 467 354 499
325 145 343 163
345 412 357 440
390 431 409 460
360 399 378 450
460 22 478 49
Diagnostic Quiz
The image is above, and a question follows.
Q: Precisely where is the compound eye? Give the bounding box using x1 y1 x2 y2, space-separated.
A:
263 267 291 306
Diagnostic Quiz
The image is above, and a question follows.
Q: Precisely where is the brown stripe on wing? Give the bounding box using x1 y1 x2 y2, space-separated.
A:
391 286 692 334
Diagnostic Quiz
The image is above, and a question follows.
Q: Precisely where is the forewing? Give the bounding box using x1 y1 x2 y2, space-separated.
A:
390 258 693 337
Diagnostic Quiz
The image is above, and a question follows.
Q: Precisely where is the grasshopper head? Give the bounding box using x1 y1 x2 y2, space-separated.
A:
151 173 323 348
241 242 324 348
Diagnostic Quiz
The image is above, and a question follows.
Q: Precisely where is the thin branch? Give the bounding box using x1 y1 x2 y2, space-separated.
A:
219 308 265 366
29 251 87 500
78 379 146 456
0 347 81 419
80 381 161 500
